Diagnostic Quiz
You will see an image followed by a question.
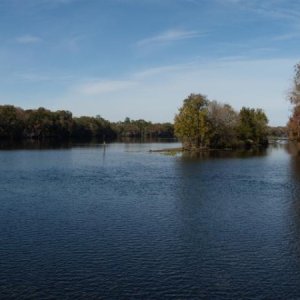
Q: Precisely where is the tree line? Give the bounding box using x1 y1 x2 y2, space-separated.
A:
174 93 269 150
1 93 286 149
0 105 174 141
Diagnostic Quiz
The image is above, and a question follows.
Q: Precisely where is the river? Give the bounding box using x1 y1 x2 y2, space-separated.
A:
0 142 300 299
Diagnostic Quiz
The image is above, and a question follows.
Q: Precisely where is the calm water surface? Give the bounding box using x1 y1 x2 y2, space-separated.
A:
1 142 300 299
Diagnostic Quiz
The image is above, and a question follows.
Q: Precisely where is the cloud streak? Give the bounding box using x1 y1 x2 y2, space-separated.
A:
77 80 137 95
16 35 41 44
136 29 204 47
220 0 300 21
14 72 75 83
271 32 300 41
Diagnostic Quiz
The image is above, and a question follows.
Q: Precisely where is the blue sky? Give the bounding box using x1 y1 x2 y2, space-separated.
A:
0 0 299 125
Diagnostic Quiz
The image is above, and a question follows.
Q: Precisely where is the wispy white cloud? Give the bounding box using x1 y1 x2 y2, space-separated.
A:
77 80 137 95
218 55 248 62
16 35 41 44
136 29 204 47
271 32 300 41
219 0 300 21
63 36 82 52
14 72 74 82
51 35 85 53
134 63 194 78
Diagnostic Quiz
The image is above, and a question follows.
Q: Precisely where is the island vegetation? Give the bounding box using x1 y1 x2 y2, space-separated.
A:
174 93 269 151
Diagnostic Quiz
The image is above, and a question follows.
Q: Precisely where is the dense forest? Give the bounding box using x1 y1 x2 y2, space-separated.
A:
0 105 174 141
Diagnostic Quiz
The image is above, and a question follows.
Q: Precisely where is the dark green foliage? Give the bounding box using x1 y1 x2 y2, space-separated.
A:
0 105 174 141
0 105 117 141
72 116 116 140
25 108 73 139
113 118 174 138
237 107 268 146
0 105 24 139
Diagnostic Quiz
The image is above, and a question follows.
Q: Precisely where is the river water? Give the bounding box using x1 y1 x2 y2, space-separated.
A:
0 142 300 299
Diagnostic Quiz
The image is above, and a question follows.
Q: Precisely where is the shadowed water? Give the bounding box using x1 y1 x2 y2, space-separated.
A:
0 142 300 299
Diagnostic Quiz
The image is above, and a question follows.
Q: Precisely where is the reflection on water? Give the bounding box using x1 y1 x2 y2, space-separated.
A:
0 139 73 150
0 137 177 150
174 143 300 298
285 143 300 261
116 137 178 144
1 142 300 298
181 147 268 160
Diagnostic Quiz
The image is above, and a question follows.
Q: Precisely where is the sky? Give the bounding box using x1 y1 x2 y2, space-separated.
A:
0 0 300 125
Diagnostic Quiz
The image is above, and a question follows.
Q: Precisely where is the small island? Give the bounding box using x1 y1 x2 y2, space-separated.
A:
174 93 269 151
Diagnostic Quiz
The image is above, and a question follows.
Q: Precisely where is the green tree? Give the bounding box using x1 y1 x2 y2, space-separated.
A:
237 107 268 145
72 115 116 140
174 93 209 149
0 105 24 139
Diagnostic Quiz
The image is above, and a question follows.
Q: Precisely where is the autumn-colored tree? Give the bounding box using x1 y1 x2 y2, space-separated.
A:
288 106 300 141
207 101 239 148
174 93 209 149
